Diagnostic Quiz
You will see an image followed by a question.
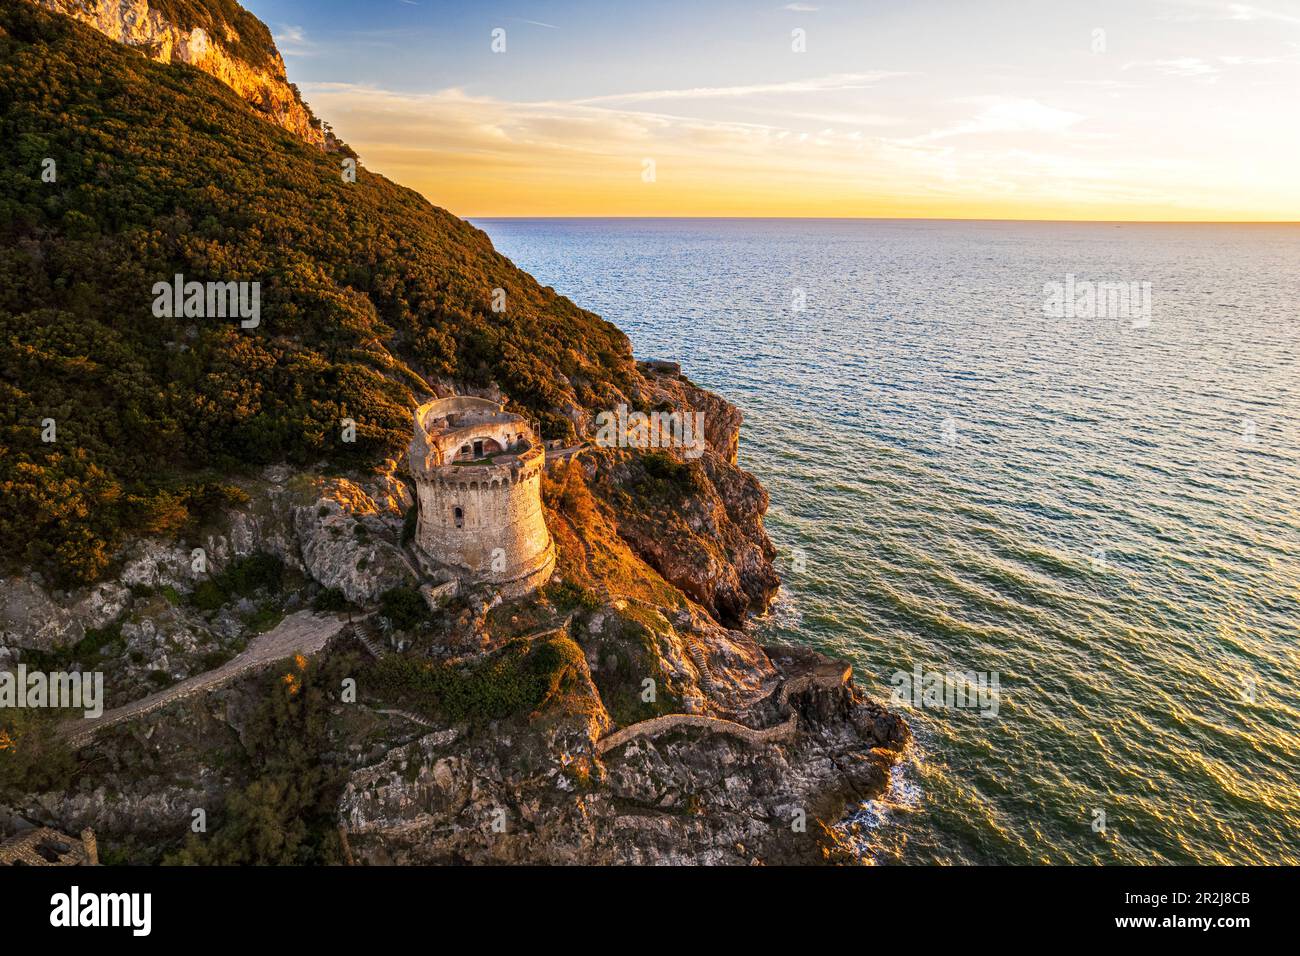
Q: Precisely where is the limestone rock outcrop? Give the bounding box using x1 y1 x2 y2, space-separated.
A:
33 0 339 150
292 477 419 604
0 465 414 655
586 368 780 627
0 577 129 652
337 645 907 865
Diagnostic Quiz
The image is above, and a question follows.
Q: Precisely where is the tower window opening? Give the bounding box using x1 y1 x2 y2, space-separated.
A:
454 506 464 529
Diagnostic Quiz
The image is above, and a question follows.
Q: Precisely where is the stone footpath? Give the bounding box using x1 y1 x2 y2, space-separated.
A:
59 610 348 748
596 659 851 755
596 710 798 754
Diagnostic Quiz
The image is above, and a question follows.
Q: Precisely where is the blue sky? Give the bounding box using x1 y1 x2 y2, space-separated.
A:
242 1 1300 218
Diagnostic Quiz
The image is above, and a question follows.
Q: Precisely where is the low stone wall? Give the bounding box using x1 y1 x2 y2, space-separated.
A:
595 658 851 755
595 711 797 754
374 708 438 729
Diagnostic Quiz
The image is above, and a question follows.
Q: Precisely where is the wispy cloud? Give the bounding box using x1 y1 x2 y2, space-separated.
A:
1122 51 1295 80
1125 56 1223 77
762 108 906 126
503 17 559 29
298 81 1288 219
278 1 1300 219
1157 0 1300 25
274 24 317 57
572 72 907 105
911 97 1085 142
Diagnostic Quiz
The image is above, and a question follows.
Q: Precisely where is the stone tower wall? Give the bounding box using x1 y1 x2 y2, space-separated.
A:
409 398 555 596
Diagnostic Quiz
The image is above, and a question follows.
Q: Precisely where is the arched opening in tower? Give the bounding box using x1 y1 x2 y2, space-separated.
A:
455 437 506 461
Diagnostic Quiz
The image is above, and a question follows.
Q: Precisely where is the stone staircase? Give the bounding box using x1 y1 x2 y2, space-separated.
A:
595 654 854 756
374 708 438 729
352 619 388 659
684 638 717 695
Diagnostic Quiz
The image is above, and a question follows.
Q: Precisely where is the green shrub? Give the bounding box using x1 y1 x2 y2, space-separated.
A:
179 482 249 532
0 709 75 798
21 623 123 672
312 587 351 613
642 451 691 485
369 635 587 726
70 623 123 665
200 649 233 670
190 552 283 611
223 553 284 597
243 604 284 633
378 586 429 631
547 579 601 612
164 648 363 865
636 451 702 501
192 579 226 611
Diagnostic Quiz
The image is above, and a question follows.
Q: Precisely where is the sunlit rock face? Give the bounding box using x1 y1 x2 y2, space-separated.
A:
33 0 336 150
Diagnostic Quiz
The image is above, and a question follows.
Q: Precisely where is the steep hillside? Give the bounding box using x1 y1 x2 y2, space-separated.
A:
0 1 775 621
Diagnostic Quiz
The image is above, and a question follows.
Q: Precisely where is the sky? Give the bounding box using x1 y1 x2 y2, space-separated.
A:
246 0 1300 220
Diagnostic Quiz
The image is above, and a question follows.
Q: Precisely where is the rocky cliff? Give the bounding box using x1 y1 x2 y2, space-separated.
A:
32 0 340 150
593 364 780 627
0 0 908 865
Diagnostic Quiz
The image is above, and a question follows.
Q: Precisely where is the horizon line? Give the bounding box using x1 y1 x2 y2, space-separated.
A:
465 215 1300 225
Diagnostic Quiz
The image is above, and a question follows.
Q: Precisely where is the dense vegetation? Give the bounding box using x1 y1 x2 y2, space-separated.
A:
0 3 640 587
377 585 430 631
0 707 76 800
369 634 591 726
166 649 360 864
157 632 592 863
635 450 705 501
191 550 284 610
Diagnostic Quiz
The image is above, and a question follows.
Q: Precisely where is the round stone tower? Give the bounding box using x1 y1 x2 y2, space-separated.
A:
408 396 555 598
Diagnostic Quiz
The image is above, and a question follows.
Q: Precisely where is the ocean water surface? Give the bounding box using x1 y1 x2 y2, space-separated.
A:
474 217 1300 864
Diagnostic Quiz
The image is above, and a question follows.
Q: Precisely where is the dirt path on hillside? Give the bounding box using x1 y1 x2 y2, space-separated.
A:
60 610 348 747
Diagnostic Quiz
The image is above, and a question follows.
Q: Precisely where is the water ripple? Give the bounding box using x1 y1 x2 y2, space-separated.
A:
478 218 1300 865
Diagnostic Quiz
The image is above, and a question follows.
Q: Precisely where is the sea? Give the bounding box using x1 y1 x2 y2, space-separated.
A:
474 217 1300 865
